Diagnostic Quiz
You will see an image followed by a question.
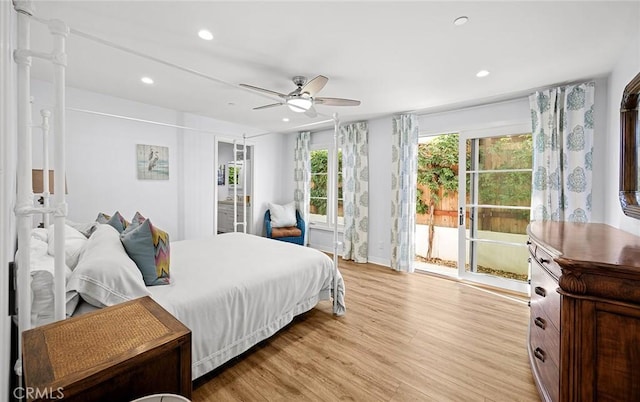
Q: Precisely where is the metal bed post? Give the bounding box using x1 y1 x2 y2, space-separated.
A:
14 2 35 376
39 109 51 228
232 139 237 232
13 1 69 377
242 134 247 234
332 113 339 314
49 17 69 321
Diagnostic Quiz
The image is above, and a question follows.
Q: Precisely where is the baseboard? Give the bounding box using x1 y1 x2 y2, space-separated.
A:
367 256 390 267
308 243 390 268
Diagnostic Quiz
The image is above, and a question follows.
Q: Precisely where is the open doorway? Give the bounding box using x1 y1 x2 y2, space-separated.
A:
216 140 253 234
415 126 533 294
414 133 460 277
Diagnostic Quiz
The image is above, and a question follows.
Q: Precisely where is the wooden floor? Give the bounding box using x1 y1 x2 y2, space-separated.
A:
192 259 539 402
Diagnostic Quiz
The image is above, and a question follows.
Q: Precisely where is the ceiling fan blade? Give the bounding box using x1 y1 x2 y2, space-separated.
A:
315 97 361 106
253 103 283 110
301 75 328 97
239 83 287 98
305 105 318 118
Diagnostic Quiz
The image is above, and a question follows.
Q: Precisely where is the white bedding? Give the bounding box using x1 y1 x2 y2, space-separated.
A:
149 232 345 379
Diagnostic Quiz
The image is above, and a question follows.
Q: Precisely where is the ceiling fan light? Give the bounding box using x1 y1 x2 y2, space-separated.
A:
287 98 312 113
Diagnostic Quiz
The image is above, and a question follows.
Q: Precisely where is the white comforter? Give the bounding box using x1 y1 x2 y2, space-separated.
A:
149 232 346 379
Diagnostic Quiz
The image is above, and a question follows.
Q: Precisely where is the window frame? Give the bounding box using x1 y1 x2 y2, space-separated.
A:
308 143 344 230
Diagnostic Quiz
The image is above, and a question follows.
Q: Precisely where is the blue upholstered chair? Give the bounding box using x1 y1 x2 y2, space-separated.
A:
264 209 305 245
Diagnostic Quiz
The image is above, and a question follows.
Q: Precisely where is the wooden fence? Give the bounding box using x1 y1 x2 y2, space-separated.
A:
416 185 529 235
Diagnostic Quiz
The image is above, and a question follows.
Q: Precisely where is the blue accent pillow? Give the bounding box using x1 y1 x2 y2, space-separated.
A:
120 219 170 286
96 211 129 233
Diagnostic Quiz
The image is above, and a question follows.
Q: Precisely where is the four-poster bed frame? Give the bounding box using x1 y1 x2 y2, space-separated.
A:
11 0 343 382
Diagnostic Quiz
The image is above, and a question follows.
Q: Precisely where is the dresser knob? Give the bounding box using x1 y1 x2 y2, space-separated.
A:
534 286 546 297
534 347 546 362
534 317 547 329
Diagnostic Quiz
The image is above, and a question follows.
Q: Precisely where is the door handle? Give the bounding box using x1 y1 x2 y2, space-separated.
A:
534 286 546 297
534 317 546 329
534 347 546 362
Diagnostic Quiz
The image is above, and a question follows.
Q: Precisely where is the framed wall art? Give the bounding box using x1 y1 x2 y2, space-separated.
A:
137 144 169 180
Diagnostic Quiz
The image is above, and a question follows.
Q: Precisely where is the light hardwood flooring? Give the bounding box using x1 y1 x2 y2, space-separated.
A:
193 259 539 402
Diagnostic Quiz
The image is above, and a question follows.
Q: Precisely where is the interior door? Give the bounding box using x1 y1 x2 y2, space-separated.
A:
457 123 532 294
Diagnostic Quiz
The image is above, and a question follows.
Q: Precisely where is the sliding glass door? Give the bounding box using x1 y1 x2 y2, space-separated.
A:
457 123 532 293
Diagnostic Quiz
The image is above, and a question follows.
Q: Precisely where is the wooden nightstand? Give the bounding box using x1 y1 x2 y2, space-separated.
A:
22 296 192 402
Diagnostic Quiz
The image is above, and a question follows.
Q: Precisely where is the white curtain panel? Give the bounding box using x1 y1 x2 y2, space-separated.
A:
293 131 311 245
390 114 419 272
529 82 594 222
340 121 369 263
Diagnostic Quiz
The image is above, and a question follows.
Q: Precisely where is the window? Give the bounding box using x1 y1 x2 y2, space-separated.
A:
309 146 343 226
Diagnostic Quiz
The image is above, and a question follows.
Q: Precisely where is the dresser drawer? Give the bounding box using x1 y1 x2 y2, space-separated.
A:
531 259 561 332
530 303 560 368
531 244 561 278
529 334 559 402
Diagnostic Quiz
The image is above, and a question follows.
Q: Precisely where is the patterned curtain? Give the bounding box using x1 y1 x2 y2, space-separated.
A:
529 82 594 222
340 121 369 263
293 131 311 245
390 114 419 272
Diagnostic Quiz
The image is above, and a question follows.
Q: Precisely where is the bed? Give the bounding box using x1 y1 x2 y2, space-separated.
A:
23 224 345 380
155 232 344 378
12 5 346 385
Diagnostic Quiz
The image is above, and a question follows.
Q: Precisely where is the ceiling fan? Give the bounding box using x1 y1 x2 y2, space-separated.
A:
239 75 360 118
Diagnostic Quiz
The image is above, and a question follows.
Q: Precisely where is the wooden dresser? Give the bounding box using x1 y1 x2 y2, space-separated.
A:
22 296 192 402
527 221 640 402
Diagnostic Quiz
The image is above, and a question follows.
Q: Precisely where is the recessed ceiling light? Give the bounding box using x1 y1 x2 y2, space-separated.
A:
141 76 154 85
198 29 214 41
453 16 469 26
282 117 290 122
476 70 490 78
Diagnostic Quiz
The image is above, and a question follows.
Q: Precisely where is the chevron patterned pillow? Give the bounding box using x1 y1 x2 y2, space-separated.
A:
121 218 170 286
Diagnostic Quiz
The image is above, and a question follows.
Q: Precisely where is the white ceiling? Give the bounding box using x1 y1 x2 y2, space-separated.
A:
28 1 640 134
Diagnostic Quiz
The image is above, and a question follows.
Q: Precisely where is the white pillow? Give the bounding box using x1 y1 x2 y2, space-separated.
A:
47 224 88 270
269 201 297 228
31 228 48 243
15 236 78 327
65 219 99 238
31 270 79 327
67 224 150 308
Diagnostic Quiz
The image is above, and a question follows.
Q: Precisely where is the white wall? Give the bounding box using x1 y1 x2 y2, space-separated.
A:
604 23 640 236
29 81 284 243
31 81 182 237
